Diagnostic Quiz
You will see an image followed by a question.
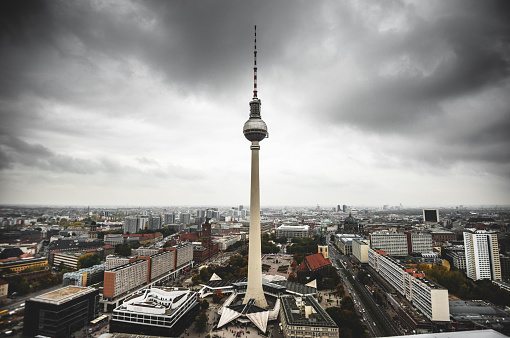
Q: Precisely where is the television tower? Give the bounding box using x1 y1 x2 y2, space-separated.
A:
243 25 268 308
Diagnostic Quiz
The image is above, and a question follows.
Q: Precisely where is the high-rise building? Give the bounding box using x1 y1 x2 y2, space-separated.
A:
180 212 191 225
148 215 162 230
242 25 268 308
164 213 175 225
124 216 138 234
463 230 501 281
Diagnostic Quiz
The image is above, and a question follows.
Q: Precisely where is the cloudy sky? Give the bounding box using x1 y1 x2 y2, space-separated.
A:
1 1 509 207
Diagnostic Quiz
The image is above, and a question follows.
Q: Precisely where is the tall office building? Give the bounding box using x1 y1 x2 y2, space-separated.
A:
180 212 191 225
164 213 175 225
242 26 268 308
463 230 501 281
148 215 162 230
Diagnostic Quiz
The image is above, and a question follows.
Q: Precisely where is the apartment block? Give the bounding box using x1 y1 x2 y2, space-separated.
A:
106 255 134 270
150 250 175 282
103 259 149 299
370 232 408 256
463 230 501 281
368 248 450 322
409 233 433 254
174 242 193 269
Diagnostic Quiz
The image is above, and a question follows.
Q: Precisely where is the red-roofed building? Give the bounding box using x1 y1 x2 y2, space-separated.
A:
180 232 199 242
296 252 332 282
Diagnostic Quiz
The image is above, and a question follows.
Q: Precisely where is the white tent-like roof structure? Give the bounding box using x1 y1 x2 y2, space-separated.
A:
210 273 222 281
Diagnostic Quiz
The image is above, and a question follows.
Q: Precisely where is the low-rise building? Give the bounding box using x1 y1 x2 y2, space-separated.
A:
23 286 99 338
0 278 8 301
0 256 48 273
276 225 310 239
335 234 362 255
280 295 339 338
63 263 105 287
352 239 369 263
110 286 199 336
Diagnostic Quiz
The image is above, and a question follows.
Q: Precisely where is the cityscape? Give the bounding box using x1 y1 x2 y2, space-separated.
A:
1 1 510 338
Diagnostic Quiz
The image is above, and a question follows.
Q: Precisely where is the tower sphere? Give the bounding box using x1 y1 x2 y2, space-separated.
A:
243 118 267 142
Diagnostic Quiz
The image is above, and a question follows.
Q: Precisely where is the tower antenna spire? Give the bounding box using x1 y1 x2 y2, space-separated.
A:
253 25 258 99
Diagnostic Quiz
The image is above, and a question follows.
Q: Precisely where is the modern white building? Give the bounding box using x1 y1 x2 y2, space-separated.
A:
110 286 199 336
174 242 193 269
463 230 501 281
410 233 433 254
276 224 310 239
370 232 408 256
106 255 133 271
368 248 450 322
150 250 175 282
352 239 370 263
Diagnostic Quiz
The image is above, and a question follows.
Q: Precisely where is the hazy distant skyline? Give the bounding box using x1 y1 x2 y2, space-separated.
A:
1 1 509 207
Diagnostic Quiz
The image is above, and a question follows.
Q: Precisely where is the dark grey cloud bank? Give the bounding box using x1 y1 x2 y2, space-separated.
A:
1 0 509 205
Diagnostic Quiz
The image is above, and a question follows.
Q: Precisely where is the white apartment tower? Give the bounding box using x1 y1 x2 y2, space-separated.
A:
464 230 501 281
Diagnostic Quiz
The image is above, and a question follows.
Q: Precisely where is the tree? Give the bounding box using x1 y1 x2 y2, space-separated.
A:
340 295 355 312
200 300 210 310
195 312 208 332
212 290 224 303
288 273 298 282
77 253 101 269
115 243 132 257
19 278 30 295
199 267 211 282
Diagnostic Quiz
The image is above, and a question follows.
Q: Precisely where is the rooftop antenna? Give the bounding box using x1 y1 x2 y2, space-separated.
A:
253 25 258 99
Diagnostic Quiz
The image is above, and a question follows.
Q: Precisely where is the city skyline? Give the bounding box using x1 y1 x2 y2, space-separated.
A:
1 1 510 207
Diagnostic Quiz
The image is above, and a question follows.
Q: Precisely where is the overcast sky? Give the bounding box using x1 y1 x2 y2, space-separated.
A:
1 1 509 208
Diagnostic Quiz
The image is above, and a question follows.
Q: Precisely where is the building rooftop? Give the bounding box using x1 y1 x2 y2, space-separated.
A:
33 286 96 304
280 295 337 328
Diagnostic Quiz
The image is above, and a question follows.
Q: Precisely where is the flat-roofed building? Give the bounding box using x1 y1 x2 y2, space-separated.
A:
444 246 466 273
103 259 149 300
150 250 175 281
352 239 369 263
368 248 450 322
409 233 433 254
280 295 339 338
23 286 99 338
63 263 105 287
276 225 310 239
336 234 362 255
370 232 408 256
105 255 134 270
110 286 199 336
174 242 193 269
53 252 82 269
464 230 502 281
0 256 48 273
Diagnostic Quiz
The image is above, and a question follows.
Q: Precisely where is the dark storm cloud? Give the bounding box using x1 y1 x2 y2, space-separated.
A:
0 134 204 180
314 0 510 175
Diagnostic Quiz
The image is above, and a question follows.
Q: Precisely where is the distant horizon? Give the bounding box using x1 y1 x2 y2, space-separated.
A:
2 203 509 210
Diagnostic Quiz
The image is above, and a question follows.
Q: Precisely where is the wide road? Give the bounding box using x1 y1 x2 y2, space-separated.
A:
334 247 401 337
328 243 381 337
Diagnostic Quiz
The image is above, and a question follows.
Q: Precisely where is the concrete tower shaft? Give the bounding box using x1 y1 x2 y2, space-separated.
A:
243 25 268 308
